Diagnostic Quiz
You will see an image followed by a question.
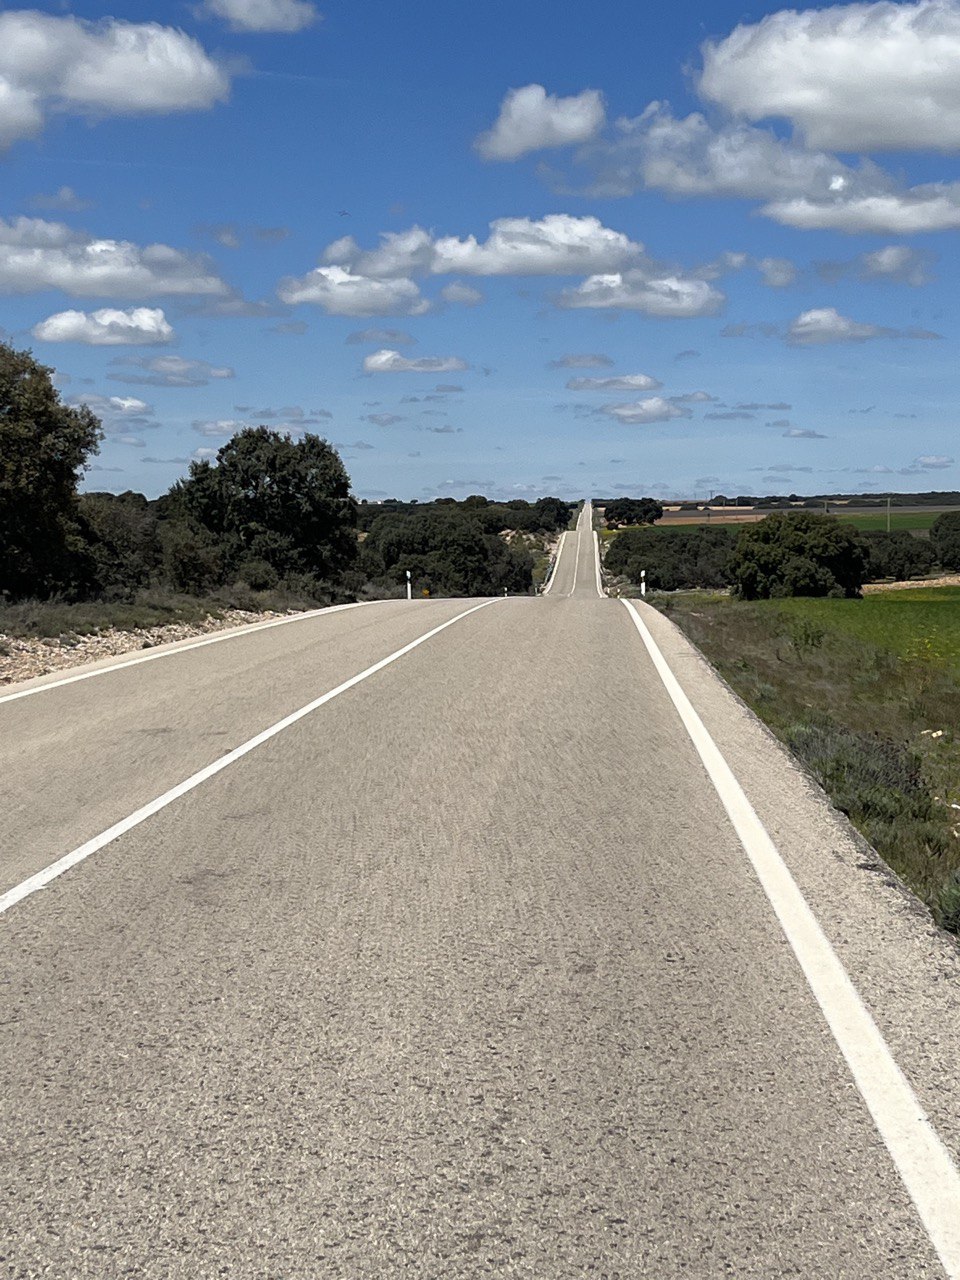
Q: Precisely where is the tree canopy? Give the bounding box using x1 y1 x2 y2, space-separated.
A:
731 512 867 599
0 340 103 600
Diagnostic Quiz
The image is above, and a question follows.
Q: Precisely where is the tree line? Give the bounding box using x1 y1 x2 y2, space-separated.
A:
605 513 960 598
0 340 572 606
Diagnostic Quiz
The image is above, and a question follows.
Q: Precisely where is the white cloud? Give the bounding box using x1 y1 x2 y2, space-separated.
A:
32 306 174 345
440 281 484 306
363 349 469 374
193 419 244 438
765 188 960 233
192 447 219 462
476 84 605 161
558 270 724 317
757 257 797 288
599 398 693 425
915 454 954 468
0 217 229 298
548 353 613 368
201 0 319 33
433 215 639 277
363 413 404 426
319 216 643 280
787 307 943 344
785 428 828 438
277 265 429 316
109 355 235 387
787 308 892 345
0 11 229 149
566 374 661 391
699 0 960 152
817 245 934 285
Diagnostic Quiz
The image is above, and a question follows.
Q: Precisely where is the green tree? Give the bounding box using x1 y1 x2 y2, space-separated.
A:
931 511 960 571
173 427 357 587
0 341 102 599
862 530 935 582
78 491 162 596
604 497 663 527
606 525 734 590
731 512 867 599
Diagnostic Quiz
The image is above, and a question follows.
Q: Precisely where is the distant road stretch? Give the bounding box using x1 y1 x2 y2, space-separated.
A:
3 499 960 1278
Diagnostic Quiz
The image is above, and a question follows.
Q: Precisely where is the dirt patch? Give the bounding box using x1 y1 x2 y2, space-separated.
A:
862 575 960 593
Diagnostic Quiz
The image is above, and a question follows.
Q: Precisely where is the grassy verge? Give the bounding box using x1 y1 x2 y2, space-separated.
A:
651 589 960 933
835 512 941 532
0 584 324 643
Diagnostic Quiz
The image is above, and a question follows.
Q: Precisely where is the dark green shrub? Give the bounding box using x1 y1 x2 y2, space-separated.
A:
931 511 960 571
862 530 936 581
606 525 734 590
732 512 867 599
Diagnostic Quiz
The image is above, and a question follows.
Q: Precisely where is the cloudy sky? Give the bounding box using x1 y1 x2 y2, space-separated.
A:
1 0 958 500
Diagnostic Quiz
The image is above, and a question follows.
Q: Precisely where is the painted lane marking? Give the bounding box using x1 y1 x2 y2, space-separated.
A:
0 598 500 918
542 532 566 595
622 598 960 1278
593 531 604 597
0 600 391 706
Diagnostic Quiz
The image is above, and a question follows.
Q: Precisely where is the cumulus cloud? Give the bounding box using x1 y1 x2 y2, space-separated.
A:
548 353 614 368
345 327 416 345
67 392 157 436
787 307 943 344
277 265 428 316
765 188 960 233
784 428 828 438
32 306 173 345
321 216 643 279
816 245 934 285
557 270 724 317
705 410 755 421
566 374 661 391
599 398 693 425
109 355 234 386
699 0 960 152
362 349 469 374
200 0 319 33
0 217 228 298
476 84 606 160
440 281 484 306
0 10 229 149
669 391 716 403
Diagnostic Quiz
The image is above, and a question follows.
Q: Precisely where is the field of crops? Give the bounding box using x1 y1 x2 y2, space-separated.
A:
834 511 944 532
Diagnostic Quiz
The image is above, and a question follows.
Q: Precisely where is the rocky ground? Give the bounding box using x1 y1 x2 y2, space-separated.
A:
0 608 302 688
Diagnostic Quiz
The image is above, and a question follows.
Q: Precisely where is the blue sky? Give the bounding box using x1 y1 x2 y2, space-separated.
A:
1 0 958 501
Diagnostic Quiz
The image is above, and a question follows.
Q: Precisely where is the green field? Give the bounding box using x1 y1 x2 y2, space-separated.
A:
770 587 960 671
834 511 943 532
653 586 960 931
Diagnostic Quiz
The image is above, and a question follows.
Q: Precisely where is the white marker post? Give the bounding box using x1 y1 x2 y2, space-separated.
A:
405 569 412 601
640 569 646 598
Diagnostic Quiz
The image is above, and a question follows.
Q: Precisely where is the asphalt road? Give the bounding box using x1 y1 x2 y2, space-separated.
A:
3 502 960 1277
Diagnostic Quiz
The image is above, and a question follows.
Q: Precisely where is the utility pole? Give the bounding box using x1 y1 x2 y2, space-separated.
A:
887 494 891 533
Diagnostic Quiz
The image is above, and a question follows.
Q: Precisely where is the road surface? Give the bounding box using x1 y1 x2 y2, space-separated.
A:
3 501 960 1277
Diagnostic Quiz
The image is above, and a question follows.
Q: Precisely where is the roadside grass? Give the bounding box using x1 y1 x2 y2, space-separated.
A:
0 583 322 641
652 588 960 932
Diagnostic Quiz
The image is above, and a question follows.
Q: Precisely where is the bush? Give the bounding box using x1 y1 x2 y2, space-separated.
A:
862 530 936 581
605 525 734 591
732 512 867 599
931 511 960 571
604 497 663 527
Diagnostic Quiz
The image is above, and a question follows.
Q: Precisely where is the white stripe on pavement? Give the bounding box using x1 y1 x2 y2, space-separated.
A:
0 600 388 706
541 532 566 595
622 597 960 1280
0 598 501 918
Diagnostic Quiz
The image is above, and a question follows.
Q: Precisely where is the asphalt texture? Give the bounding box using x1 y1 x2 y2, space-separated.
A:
3 502 959 1278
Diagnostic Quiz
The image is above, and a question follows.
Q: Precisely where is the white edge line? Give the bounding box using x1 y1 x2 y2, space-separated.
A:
594 530 603 597
542 532 566 595
0 599 388 706
0 598 501 918
621 598 960 1278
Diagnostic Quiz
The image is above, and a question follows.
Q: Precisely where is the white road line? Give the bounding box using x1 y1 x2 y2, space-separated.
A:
0 598 501 919
593 531 604 597
542 533 566 595
0 600 386 706
622 598 960 1279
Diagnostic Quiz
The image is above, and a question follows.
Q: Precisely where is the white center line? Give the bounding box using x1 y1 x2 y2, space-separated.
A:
622 597 960 1279
1 598 501 918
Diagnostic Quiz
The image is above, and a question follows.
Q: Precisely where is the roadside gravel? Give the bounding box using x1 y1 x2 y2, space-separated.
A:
0 607 302 687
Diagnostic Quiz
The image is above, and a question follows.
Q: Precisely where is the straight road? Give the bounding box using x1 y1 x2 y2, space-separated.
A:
3 509 960 1278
